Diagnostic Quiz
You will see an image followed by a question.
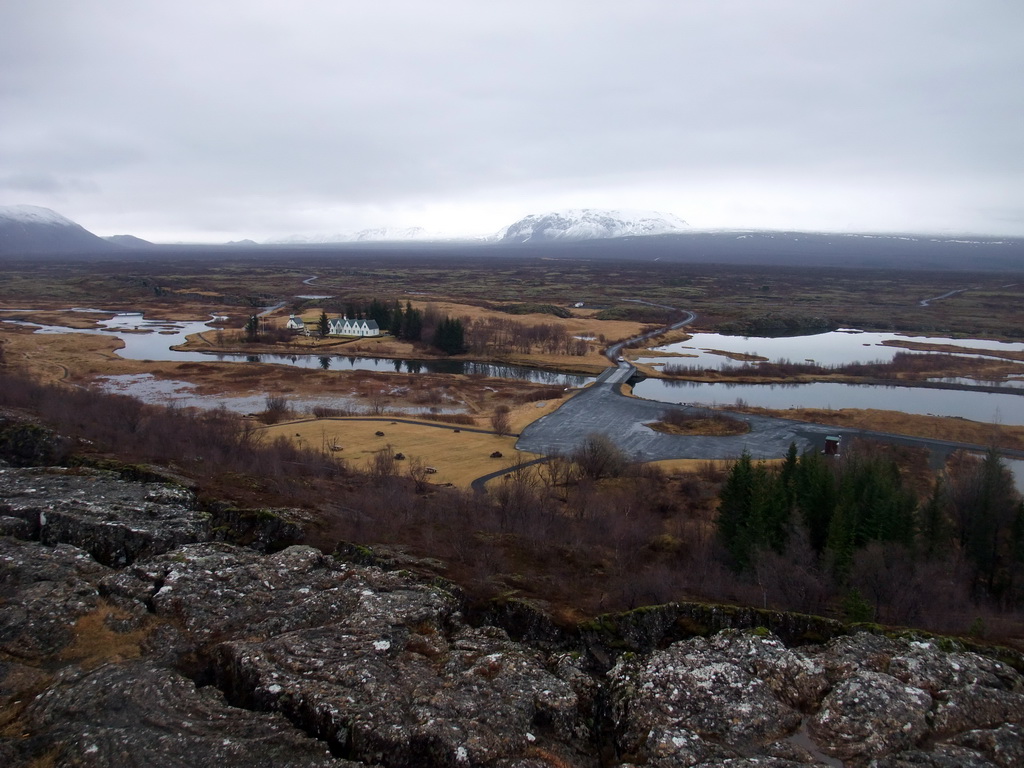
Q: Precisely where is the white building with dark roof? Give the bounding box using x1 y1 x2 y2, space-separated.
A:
328 317 381 337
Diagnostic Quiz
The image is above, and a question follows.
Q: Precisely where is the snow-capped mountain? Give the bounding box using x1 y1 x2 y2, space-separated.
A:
0 205 116 255
499 209 688 243
266 226 442 244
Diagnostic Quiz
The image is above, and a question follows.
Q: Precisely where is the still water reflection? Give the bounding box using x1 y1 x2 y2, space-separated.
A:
5 313 593 386
638 329 1024 369
632 378 1024 426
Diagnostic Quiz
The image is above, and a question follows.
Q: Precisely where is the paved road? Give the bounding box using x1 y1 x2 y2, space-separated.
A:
516 384 833 461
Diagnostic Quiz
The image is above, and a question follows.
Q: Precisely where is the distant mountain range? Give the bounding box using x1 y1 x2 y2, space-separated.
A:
265 209 689 244
0 205 692 252
3 204 1023 272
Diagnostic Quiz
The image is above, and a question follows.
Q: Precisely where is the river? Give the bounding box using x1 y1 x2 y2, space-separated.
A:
4 313 593 387
7 312 1024 424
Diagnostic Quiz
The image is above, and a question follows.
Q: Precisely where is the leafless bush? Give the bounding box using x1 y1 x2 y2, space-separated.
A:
367 389 388 415
698 460 728 483
490 405 512 436
260 394 291 424
412 389 445 405
536 455 577 491
312 405 353 418
516 386 565 403
369 444 399 483
571 433 629 480
407 457 431 493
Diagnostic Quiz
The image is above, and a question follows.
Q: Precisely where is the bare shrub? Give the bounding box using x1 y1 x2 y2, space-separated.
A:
369 444 398 483
261 394 290 424
536 455 577 492
570 433 629 480
412 389 444 405
312 405 353 418
368 389 388 415
698 460 728 483
407 457 431 493
490 405 512 436
516 386 564 403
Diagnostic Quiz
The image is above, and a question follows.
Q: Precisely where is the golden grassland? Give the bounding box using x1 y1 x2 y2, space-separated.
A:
258 395 569 489
260 417 538 488
649 457 739 474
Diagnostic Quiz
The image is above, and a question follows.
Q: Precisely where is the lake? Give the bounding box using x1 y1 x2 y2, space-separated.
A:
637 329 1024 369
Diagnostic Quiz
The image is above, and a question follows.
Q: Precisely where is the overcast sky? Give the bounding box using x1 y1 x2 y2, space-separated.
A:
2 1 1023 242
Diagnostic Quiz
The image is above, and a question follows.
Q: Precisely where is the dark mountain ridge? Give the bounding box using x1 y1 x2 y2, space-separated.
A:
3 204 1023 271
0 205 116 255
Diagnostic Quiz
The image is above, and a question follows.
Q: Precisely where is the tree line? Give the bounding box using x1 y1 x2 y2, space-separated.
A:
716 443 1024 623
463 316 589 357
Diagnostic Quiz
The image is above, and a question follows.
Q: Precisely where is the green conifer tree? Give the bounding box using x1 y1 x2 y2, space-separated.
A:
918 477 951 560
389 301 403 336
402 301 422 341
795 450 837 554
717 452 756 570
245 314 260 342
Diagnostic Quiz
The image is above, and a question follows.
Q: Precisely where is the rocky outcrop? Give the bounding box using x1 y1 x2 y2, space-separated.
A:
608 630 1024 767
18 661 355 767
2 464 1023 767
0 465 206 566
0 536 112 660
0 465 310 566
103 543 592 766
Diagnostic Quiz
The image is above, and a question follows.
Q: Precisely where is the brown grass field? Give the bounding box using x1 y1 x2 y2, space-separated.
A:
260 417 537 488
733 406 1024 452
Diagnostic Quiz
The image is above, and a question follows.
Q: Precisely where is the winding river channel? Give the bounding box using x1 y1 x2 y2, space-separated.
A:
6 312 1024 425
5 313 592 386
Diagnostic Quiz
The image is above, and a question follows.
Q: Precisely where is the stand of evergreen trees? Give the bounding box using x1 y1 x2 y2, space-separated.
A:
432 316 467 355
716 444 1024 619
332 299 423 341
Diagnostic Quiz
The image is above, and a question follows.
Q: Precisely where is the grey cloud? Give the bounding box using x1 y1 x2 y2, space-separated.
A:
1 0 1022 240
